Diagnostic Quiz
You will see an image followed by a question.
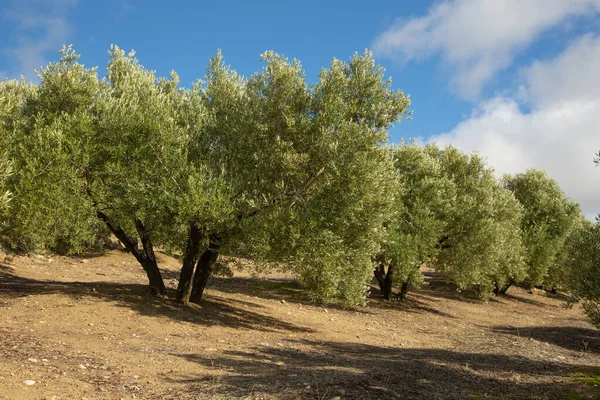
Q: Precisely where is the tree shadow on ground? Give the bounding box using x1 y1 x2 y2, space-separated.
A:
489 292 550 307
365 290 457 319
491 326 600 354
209 276 312 303
210 274 459 319
208 276 376 315
168 339 598 400
416 271 484 304
0 263 15 278
0 271 313 334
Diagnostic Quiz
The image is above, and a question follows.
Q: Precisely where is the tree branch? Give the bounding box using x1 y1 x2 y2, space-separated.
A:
239 166 325 221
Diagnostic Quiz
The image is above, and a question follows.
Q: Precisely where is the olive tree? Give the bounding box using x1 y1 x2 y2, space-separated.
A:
373 143 454 300
83 46 196 295
561 153 600 327
426 145 525 298
175 50 410 305
503 170 579 287
0 81 17 217
561 218 600 327
1 49 106 254
373 143 525 300
545 214 586 292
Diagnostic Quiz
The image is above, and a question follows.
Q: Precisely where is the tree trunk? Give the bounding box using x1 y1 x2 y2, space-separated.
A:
373 262 395 300
397 279 410 301
96 211 166 296
133 218 167 296
493 279 514 296
176 224 204 303
373 264 386 293
188 235 221 304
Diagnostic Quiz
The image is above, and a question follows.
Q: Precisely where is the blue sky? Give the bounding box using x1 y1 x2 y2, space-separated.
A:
1 0 600 216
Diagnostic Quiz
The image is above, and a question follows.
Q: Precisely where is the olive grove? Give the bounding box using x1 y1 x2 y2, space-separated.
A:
0 46 595 312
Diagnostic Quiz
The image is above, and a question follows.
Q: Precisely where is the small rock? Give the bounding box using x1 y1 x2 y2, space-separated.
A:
78 364 87 370
330 397 341 400
80 259 89 264
23 380 36 386
28 358 39 363
133 375 140 379
280 299 286 304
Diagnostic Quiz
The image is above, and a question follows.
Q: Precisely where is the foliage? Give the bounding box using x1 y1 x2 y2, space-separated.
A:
503 170 580 286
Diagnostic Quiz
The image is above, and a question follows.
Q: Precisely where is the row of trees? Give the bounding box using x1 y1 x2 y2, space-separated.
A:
0 46 598 327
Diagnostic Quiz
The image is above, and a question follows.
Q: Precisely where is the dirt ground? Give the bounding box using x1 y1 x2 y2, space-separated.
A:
1 249 599 400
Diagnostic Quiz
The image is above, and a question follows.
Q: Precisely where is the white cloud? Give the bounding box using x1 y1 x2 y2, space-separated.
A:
430 35 600 218
2 0 78 80
373 0 600 99
524 34 600 106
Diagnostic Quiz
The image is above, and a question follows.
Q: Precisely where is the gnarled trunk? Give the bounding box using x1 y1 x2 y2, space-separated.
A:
176 224 204 303
493 279 514 296
96 211 166 295
189 234 221 304
373 262 394 300
396 279 410 301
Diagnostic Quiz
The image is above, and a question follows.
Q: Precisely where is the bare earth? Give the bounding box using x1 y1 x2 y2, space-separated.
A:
1 250 599 400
